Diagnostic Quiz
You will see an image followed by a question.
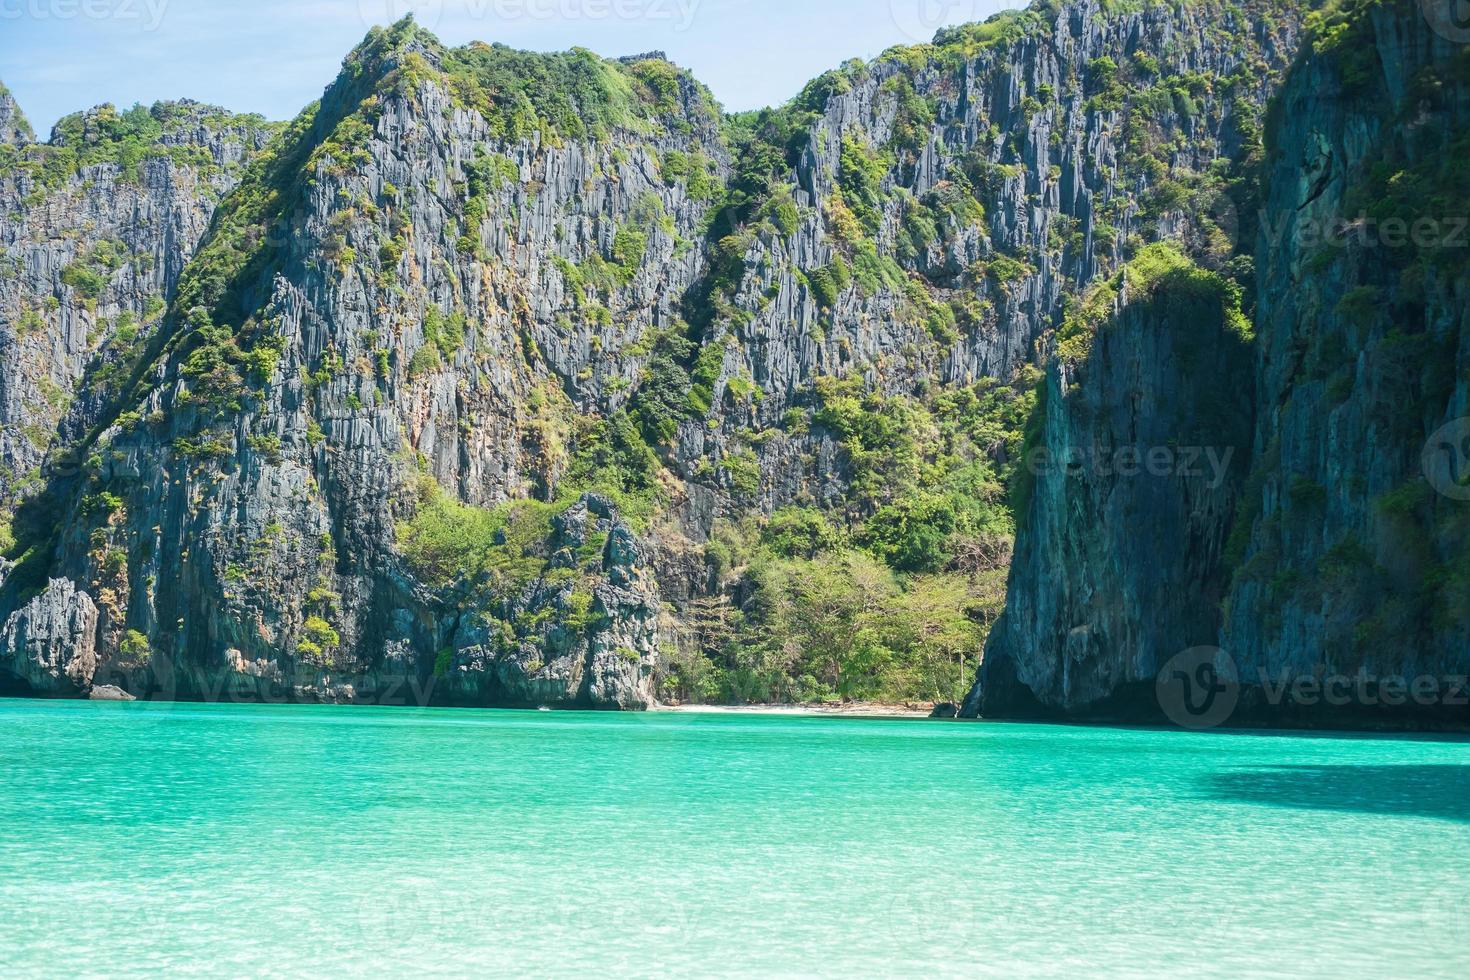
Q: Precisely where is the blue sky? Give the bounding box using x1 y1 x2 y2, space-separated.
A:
0 0 1020 137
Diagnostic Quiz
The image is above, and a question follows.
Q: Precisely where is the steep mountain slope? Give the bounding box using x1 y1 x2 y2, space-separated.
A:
966 244 1255 715
0 82 32 146
0 97 276 512
0 0 1313 708
968 0 1470 726
1223 0 1470 721
0 22 727 705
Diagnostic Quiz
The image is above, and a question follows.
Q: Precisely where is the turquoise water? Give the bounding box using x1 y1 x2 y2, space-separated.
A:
1 702 1467 977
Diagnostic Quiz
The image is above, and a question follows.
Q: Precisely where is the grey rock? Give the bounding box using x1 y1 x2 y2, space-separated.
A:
0 578 99 695
965 271 1253 718
965 1 1470 728
0 100 273 508
36 4 1462 726
0 81 31 146
1221 4 1470 720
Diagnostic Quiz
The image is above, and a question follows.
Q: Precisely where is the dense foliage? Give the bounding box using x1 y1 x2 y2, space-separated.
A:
651 366 1036 705
665 515 1007 705
0 100 275 189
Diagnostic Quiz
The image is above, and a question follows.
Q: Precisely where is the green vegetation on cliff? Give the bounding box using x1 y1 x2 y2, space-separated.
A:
658 367 1037 705
1056 243 1252 366
0 101 275 188
1226 0 1470 661
667 516 1005 705
6 2 1390 716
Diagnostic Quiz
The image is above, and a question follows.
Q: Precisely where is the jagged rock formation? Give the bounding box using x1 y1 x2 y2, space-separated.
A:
432 494 660 710
7 1 1462 723
966 246 1255 716
1221 0 1470 723
0 577 97 696
683 0 1296 503
0 96 275 509
968 0 1470 727
0 82 32 146
0 24 725 707
0 1 1304 707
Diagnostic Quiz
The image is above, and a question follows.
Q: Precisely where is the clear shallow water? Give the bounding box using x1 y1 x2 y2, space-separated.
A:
1 702 1467 978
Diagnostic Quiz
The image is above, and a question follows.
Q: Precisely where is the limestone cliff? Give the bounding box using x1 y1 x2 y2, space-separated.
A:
965 245 1255 716
967 0 1470 727
27 1 1457 717
0 96 275 510
1 24 721 706
0 82 32 146
1222 0 1470 723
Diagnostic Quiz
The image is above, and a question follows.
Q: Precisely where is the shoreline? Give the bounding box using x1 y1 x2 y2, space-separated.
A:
653 701 938 719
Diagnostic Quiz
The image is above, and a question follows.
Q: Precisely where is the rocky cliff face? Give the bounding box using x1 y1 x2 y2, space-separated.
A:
0 83 32 146
968 0 1470 727
22 0 1458 719
0 24 718 706
965 245 1255 716
0 96 275 511
1221 0 1470 722
684 0 1295 504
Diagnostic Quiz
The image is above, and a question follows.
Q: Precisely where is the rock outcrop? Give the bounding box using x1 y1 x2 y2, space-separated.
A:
1220 0 1470 724
0 577 98 696
966 0 1470 727
0 82 32 146
966 247 1255 717
2 23 725 707
0 99 275 508
432 494 660 710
